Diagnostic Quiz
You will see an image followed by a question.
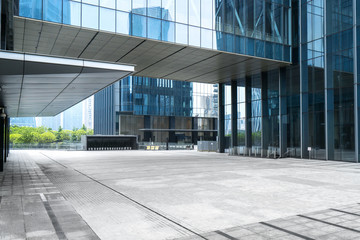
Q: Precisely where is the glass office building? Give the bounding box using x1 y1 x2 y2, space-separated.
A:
5 0 360 162
94 76 218 143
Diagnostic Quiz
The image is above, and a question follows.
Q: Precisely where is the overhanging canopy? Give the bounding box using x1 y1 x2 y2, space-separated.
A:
0 51 134 117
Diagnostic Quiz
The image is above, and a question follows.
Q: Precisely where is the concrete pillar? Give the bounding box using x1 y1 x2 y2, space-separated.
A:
354 0 359 162
245 76 252 155
261 72 268 157
279 67 288 157
231 80 238 150
218 83 225 153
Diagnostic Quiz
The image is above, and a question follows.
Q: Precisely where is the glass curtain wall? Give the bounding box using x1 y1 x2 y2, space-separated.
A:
250 74 261 156
237 79 246 153
224 83 232 149
17 0 291 62
326 0 354 161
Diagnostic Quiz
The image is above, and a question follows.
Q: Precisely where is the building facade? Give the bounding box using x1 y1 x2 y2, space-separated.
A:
94 76 218 144
0 0 359 164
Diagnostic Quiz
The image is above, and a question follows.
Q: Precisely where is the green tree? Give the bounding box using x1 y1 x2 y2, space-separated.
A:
86 129 94 135
39 132 56 143
30 132 41 143
81 124 87 131
10 133 22 143
74 129 86 142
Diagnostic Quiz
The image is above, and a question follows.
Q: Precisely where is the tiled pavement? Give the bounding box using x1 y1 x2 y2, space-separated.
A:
0 151 99 240
1 150 360 240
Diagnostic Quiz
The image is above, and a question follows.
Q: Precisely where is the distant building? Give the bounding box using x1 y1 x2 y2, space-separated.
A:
10 117 36 127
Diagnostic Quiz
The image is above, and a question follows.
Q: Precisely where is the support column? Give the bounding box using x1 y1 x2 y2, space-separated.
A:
218 83 225 153
0 116 4 172
231 80 238 152
245 76 252 155
261 72 269 157
4 116 8 162
279 67 288 157
354 0 359 162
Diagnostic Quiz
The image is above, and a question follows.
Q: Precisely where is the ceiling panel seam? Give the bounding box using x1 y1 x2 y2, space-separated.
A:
64 28 82 56
116 40 146 62
35 22 44 53
77 32 99 59
135 46 187 75
49 24 63 55
161 52 223 80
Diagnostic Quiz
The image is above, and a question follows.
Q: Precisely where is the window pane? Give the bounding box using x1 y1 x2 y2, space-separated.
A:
189 0 200 26
201 28 212 49
100 7 115 32
148 0 161 18
117 11 130 34
82 4 99 29
189 26 200 47
162 20 175 42
176 23 188 45
176 0 188 24
132 14 147 37
63 0 81 26
148 17 161 40
44 0 62 23
117 0 131 12
19 0 42 20
83 0 99 5
132 0 147 15
162 0 175 21
100 0 115 9
201 0 212 29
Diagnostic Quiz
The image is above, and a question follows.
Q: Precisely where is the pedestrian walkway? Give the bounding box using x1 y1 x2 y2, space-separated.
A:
0 151 99 240
1 150 360 240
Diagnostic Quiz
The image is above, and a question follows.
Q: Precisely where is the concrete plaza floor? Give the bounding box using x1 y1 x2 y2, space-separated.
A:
1 150 360 239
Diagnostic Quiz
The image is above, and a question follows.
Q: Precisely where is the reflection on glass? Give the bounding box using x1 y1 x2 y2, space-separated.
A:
82 4 99 30
176 23 188 45
117 11 130 34
201 28 212 48
117 0 131 12
100 7 115 32
133 0 147 15
19 0 42 20
162 0 175 21
189 26 200 47
148 17 161 40
162 20 175 42
148 0 162 18
100 0 115 9
201 0 212 29
63 0 81 26
189 0 200 26
132 14 147 37
83 0 98 5
44 0 62 23
176 0 188 24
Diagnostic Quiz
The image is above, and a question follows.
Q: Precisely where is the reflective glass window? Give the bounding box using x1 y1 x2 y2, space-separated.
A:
224 33 233 52
265 41 272 59
116 11 130 34
83 0 99 5
132 14 147 37
189 26 200 47
162 0 175 21
201 0 212 29
201 28 212 49
176 23 188 44
82 4 99 30
189 0 200 26
235 35 245 54
148 17 161 40
246 38 254 56
133 0 147 15
117 0 131 11
162 20 175 42
19 0 42 20
44 0 62 23
148 0 162 18
100 0 115 9
63 0 81 26
176 0 188 24
100 7 115 32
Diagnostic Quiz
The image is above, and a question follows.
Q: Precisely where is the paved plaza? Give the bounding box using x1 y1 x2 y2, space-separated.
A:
1 150 360 239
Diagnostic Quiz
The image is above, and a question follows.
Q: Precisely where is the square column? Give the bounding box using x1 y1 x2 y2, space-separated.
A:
0 116 4 172
279 67 288 157
245 76 252 155
231 80 238 151
218 83 225 153
261 72 269 157
354 0 360 162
